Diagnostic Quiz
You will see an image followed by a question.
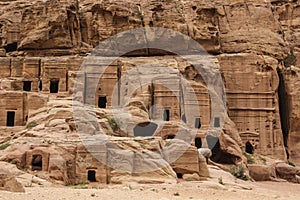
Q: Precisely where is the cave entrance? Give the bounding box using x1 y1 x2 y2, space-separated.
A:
163 109 170 121
87 170 96 182
133 122 158 137
195 137 202 148
6 111 15 127
277 69 290 159
4 42 18 52
32 155 43 171
98 96 107 108
245 141 254 154
206 135 236 164
176 173 183 179
195 117 201 129
166 135 175 139
23 81 32 92
50 79 59 93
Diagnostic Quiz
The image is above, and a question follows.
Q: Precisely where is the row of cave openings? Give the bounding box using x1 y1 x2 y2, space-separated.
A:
28 142 255 183
23 79 60 93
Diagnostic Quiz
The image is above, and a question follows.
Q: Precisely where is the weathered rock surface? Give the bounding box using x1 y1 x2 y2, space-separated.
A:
0 0 300 186
0 162 25 192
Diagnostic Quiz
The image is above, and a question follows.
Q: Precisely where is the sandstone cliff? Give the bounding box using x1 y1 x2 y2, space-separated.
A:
0 0 300 185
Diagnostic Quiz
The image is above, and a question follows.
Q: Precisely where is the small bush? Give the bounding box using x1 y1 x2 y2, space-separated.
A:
165 141 172 147
230 165 249 181
10 160 17 165
26 122 38 129
104 115 118 130
244 152 255 164
0 142 10 150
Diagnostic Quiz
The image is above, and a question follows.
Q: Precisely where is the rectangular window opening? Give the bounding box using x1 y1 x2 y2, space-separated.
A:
163 109 170 121
195 117 201 129
6 111 15 127
23 81 32 91
50 79 59 93
98 96 107 108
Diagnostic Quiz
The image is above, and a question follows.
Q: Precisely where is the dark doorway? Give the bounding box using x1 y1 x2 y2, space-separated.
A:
181 114 186 123
195 117 201 129
214 117 220 127
98 96 107 108
23 81 32 91
6 111 15 127
206 135 237 164
176 173 183 179
32 155 43 171
134 122 158 137
50 79 59 93
245 141 254 154
4 42 18 52
87 170 96 182
163 109 170 121
195 137 202 148
166 135 175 139
39 81 42 91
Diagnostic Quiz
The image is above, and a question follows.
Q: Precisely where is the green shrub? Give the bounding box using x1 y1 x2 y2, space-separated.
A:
104 115 118 130
0 142 10 150
26 122 38 129
230 165 249 181
10 160 17 165
244 152 255 164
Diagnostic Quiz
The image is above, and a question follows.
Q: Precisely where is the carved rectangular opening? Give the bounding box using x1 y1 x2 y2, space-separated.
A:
6 111 15 127
32 155 43 171
195 137 202 148
98 96 107 108
87 170 96 182
163 109 170 121
23 81 32 91
50 79 59 93
214 117 220 128
39 81 42 91
195 117 201 129
4 42 17 52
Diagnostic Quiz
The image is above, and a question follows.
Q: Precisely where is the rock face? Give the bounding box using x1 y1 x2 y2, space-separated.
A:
0 0 300 185
0 162 25 193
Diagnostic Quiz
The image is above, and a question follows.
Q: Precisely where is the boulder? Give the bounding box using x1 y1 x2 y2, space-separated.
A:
275 162 300 183
248 164 275 181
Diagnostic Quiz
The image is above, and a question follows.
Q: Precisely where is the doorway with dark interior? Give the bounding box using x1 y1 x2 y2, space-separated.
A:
87 170 96 182
98 96 107 108
32 155 43 171
163 109 170 121
245 141 254 154
195 137 202 148
195 117 201 129
6 111 15 127
23 81 32 91
50 79 59 93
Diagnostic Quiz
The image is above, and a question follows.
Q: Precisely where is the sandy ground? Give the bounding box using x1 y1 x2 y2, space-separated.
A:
0 181 299 200
1 165 299 200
